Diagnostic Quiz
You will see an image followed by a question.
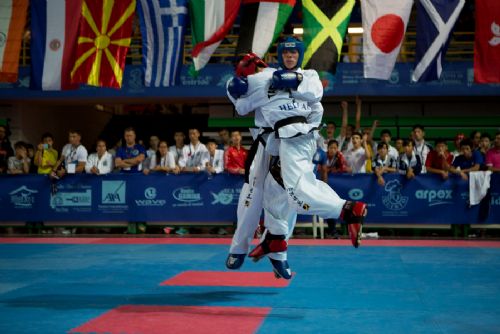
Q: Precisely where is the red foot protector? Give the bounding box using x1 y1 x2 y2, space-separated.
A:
70 305 271 334
161 271 291 287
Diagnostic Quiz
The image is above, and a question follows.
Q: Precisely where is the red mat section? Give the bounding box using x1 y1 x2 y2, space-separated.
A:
161 271 291 287
2 237 500 248
70 305 271 334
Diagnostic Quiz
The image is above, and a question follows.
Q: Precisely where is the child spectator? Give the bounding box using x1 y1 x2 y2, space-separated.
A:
425 138 453 179
451 133 465 161
179 128 208 172
34 132 58 175
373 142 397 186
397 140 422 179
412 124 432 173
85 139 113 175
449 139 481 180
202 138 224 174
486 132 500 172
477 133 491 170
7 141 30 174
225 130 248 175
169 131 187 166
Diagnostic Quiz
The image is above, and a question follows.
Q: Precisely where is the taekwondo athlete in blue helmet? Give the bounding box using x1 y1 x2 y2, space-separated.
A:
229 37 368 279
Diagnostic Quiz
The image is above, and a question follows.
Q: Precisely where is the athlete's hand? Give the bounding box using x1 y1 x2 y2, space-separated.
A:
271 70 303 90
227 76 248 99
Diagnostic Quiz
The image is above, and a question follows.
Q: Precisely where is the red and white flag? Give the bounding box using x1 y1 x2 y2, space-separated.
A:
361 0 413 80
474 0 500 84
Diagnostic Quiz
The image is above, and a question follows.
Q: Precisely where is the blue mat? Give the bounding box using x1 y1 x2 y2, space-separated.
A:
0 243 499 333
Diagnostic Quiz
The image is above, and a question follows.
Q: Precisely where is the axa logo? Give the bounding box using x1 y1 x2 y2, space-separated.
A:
9 186 38 208
102 181 126 204
415 189 453 206
489 22 500 46
135 187 165 207
173 187 201 203
382 180 408 211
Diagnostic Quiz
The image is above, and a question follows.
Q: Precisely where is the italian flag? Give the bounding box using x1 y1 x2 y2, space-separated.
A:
189 0 241 75
235 0 296 58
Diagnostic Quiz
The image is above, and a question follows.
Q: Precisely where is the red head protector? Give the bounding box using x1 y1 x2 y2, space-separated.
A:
236 53 268 77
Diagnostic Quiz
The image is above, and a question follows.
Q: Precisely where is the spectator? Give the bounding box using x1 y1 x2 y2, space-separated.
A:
339 98 361 153
115 127 146 173
362 119 378 173
25 143 37 173
470 130 481 150
321 139 347 238
7 141 30 174
451 133 465 161
224 130 248 175
34 132 58 175
344 131 369 173
372 142 397 186
85 139 113 175
319 121 338 152
0 124 14 174
412 124 432 173
144 140 178 175
179 128 208 172
486 132 500 172
425 138 453 179
217 128 231 151
144 135 160 169
394 137 404 155
52 130 88 178
312 146 327 178
202 138 225 174
397 139 422 179
376 129 399 161
169 131 186 166
477 133 491 169
449 139 480 180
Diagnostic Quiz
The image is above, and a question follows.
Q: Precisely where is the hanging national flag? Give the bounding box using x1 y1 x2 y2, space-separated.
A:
474 0 500 84
361 0 413 80
302 0 355 73
412 0 464 82
30 0 82 90
0 0 28 83
189 0 241 75
137 0 188 87
71 0 136 88
236 0 296 58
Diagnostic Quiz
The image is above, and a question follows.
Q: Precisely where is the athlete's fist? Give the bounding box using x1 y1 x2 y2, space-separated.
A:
227 76 248 99
271 70 303 90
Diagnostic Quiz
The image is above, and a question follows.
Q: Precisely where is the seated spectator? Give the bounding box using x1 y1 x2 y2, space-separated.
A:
217 128 231 151
425 138 453 179
0 124 14 174
202 138 224 174
322 139 348 239
449 139 481 180
451 133 465 161
179 128 208 172
225 130 248 175
477 133 491 170
85 139 113 175
7 141 30 174
144 135 160 169
144 140 178 175
470 130 481 150
486 132 500 172
52 130 88 178
115 127 146 173
373 142 397 186
344 131 369 173
169 131 187 167
397 139 422 179
34 132 58 175
412 124 432 173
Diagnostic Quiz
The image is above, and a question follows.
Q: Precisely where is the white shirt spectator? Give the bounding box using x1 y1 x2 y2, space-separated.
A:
414 140 432 173
372 142 399 161
201 149 225 174
85 151 113 174
169 145 186 165
61 144 88 172
178 142 208 169
344 146 367 173
149 152 176 170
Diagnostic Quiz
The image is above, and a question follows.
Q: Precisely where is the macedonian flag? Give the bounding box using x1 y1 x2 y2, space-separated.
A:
71 0 135 88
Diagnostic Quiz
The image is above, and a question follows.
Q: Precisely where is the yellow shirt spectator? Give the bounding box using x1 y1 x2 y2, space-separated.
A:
37 148 58 174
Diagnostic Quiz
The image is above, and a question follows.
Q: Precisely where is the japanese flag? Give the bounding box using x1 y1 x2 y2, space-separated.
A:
361 0 413 80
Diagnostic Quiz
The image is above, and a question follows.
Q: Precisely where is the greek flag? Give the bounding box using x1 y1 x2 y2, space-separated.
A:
137 0 187 87
412 0 465 82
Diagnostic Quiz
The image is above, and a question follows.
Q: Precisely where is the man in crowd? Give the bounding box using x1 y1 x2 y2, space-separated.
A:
217 128 231 151
477 133 491 169
344 131 370 174
412 124 432 173
425 138 453 179
170 131 186 167
52 130 88 178
34 132 58 175
7 142 30 174
144 135 160 169
203 138 225 174
449 139 481 180
179 128 207 172
225 130 247 175
0 125 14 174
377 129 399 161
397 139 422 179
115 127 146 173
85 139 113 175
372 142 397 186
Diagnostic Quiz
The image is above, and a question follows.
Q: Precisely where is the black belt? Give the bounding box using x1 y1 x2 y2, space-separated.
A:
273 116 307 138
244 127 273 183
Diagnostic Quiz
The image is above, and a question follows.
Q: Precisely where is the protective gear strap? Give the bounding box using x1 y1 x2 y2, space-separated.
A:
244 127 273 183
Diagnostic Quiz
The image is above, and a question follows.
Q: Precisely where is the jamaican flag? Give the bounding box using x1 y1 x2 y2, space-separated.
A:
302 0 355 73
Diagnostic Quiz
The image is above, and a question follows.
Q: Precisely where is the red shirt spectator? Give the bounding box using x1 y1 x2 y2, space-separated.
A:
225 131 248 174
486 132 500 172
425 138 453 179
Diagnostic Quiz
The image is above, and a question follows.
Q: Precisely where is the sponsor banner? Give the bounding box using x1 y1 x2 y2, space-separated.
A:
0 62 499 100
0 173 499 223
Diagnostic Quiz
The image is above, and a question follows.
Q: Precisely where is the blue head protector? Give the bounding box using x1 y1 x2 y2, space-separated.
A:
277 37 304 70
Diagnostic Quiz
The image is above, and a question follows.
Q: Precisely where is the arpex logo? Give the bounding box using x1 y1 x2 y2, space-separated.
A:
415 189 453 206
